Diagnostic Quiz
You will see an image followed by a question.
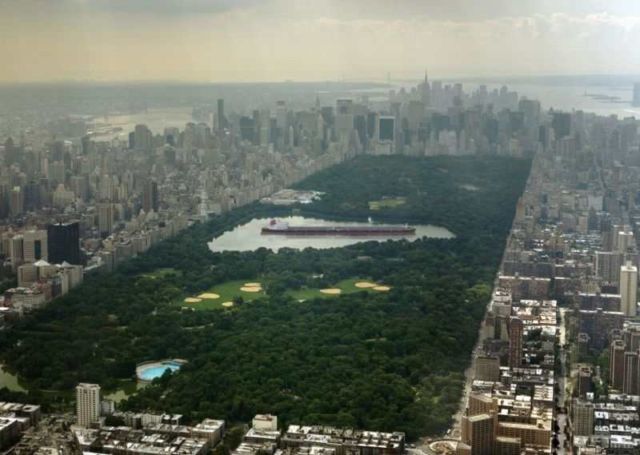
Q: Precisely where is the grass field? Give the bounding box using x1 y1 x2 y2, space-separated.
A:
368 196 407 210
179 277 390 309
180 280 267 311
104 380 145 403
286 278 388 301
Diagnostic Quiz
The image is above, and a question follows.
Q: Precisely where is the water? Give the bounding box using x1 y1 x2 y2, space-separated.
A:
208 216 455 253
0 365 25 392
137 361 182 381
89 107 195 140
475 81 640 118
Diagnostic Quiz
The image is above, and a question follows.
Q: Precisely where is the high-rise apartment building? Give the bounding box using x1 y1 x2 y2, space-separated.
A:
335 99 354 140
461 413 496 455
98 203 114 236
8 234 24 270
47 222 81 265
9 186 24 217
551 112 571 139
610 339 626 390
475 356 501 382
378 116 395 142
623 350 640 395
615 230 635 253
76 383 101 427
133 124 153 152
143 180 159 213
217 99 226 131
572 399 594 436
23 230 47 263
596 251 623 284
508 317 523 368
620 261 638 317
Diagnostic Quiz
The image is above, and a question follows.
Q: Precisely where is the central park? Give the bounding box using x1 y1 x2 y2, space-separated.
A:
0 155 530 440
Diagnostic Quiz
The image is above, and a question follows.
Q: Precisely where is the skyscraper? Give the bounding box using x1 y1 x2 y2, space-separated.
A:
475 356 500 382
420 70 431 106
23 230 48 263
620 261 638 317
378 116 395 141
98 203 114 236
9 186 24 217
572 398 594 436
551 112 571 139
275 100 288 130
239 116 256 143
623 350 639 395
47 222 81 265
610 339 626 390
76 383 101 427
143 180 159 213
596 251 623 284
217 99 226 131
508 317 523 368
461 412 496 455
8 235 24 270
133 124 153 152
615 230 634 253
335 99 354 141
633 83 640 107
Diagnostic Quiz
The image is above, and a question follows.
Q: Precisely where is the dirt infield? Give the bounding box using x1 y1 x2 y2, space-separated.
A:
240 286 262 293
198 293 220 299
320 288 342 295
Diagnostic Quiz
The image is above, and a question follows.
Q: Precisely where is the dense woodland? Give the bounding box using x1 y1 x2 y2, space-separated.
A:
0 155 530 439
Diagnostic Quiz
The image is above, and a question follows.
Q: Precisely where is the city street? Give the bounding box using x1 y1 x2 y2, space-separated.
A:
555 307 570 455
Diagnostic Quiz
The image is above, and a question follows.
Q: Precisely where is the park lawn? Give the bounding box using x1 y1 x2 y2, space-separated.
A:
181 279 267 311
287 277 384 301
104 380 145 403
368 197 407 210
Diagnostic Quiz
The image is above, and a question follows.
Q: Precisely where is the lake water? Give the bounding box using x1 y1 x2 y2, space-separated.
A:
137 361 182 381
208 216 455 253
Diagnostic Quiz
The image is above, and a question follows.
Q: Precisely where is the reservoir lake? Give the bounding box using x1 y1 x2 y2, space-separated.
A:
208 216 455 253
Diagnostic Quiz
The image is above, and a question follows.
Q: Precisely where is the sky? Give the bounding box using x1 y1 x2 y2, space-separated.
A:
2 0 640 83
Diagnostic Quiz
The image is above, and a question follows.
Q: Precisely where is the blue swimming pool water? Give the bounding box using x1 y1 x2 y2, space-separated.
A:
138 361 182 381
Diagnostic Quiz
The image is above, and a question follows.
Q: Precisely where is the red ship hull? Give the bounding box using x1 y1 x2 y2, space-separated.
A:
261 226 415 236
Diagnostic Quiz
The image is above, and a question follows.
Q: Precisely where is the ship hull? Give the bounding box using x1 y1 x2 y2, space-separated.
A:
261 226 415 236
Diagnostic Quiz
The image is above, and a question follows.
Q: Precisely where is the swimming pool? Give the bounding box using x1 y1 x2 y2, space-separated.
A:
136 360 183 382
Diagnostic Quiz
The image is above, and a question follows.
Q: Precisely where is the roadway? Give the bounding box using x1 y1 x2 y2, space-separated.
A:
555 307 571 454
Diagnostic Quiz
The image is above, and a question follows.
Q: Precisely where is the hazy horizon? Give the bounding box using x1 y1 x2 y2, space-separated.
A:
3 0 640 83
2 73 640 87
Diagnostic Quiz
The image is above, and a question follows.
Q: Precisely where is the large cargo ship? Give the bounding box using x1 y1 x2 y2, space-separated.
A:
261 219 415 236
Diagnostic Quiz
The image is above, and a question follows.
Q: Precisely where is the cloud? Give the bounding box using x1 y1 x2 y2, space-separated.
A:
2 0 640 82
290 0 640 22
84 0 261 16
0 0 261 19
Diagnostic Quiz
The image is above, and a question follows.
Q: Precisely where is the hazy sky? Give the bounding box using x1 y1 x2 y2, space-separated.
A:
2 0 640 83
